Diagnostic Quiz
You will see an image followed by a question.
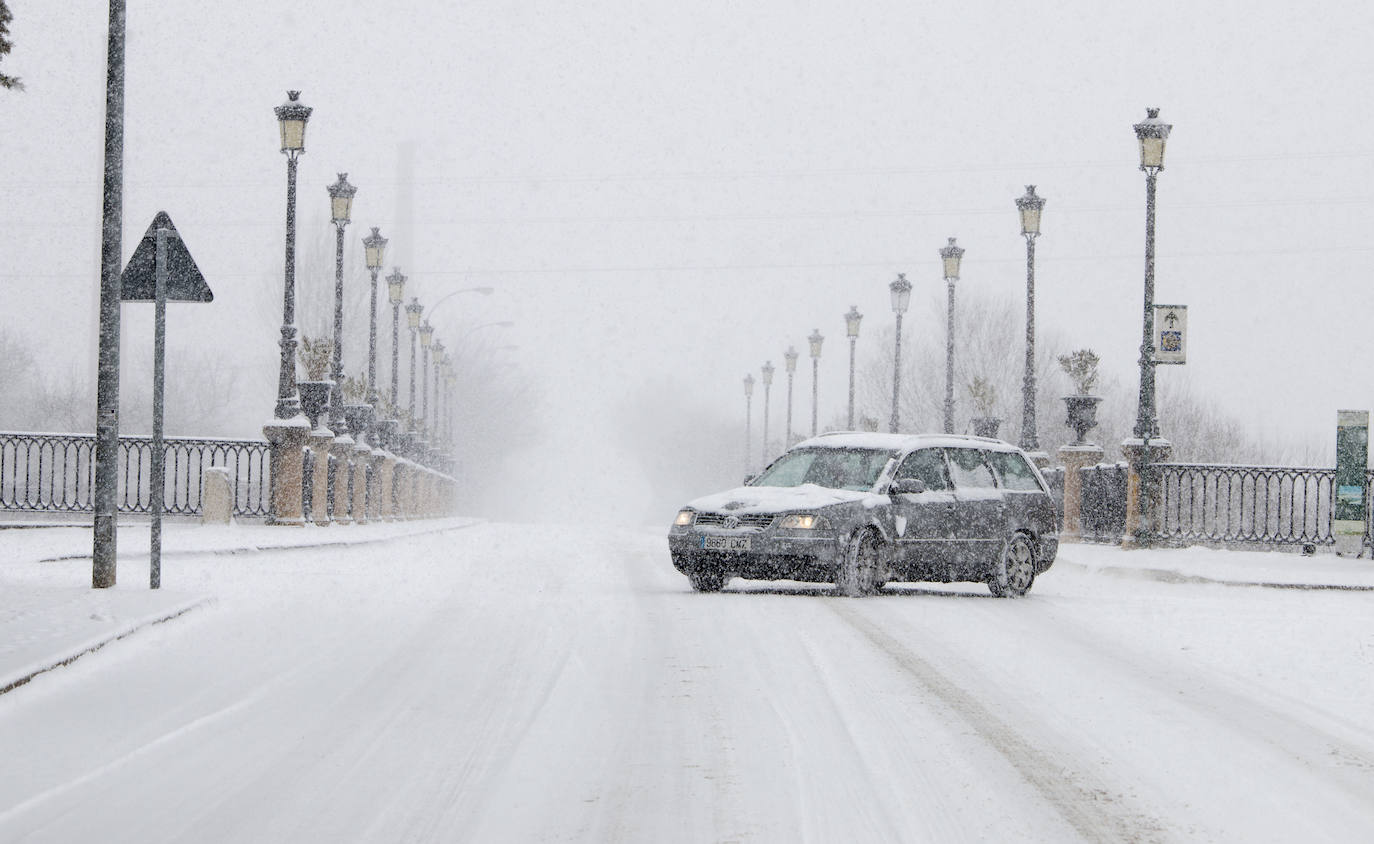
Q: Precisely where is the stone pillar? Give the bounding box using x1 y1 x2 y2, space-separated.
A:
378 454 397 521
201 466 235 525
264 420 310 525
351 441 371 524
1121 438 1172 549
1056 445 1104 543
331 433 356 525
308 429 334 526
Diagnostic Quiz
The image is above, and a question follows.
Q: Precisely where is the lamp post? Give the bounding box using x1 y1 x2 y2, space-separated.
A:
362 227 388 408
888 273 912 433
1016 186 1045 455
743 374 755 474
783 346 798 446
844 306 862 430
419 320 435 438
761 361 775 464
405 298 423 431
939 237 964 435
430 338 445 434
808 329 824 437
1130 107 1173 547
326 173 356 434
273 90 312 420
386 268 407 413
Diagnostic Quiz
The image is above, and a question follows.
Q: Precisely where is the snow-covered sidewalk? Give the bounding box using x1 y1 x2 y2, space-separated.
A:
1059 541 1374 590
0 517 482 694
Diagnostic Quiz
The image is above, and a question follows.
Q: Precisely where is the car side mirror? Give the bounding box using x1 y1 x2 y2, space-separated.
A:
889 478 927 496
743 474 758 485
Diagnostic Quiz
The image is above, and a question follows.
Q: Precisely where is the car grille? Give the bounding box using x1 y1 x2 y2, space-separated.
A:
693 512 775 531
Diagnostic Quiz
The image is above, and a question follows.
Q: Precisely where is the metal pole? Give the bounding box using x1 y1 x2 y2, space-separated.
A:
390 301 401 409
890 313 903 433
1135 168 1161 546
744 392 752 475
421 344 430 434
847 337 856 430
1021 234 1039 452
811 357 819 438
367 265 380 407
408 326 418 427
761 381 770 465
150 227 168 590
785 370 794 446
329 222 346 432
944 280 955 434
93 0 126 589
275 153 302 419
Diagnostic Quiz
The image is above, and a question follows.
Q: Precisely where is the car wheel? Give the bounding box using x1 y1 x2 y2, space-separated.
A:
836 529 881 597
989 533 1036 598
688 569 726 592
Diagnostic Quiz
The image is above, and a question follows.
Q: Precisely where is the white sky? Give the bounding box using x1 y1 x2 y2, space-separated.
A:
2 1 1372 481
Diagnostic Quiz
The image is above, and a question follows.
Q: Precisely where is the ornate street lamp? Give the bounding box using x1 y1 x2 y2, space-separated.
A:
939 237 964 435
761 361 775 464
362 227 388 408
272 90 311 420
808 329 824 437
1016 186 1045 455
386 268 406 409
783 346 798 446
844 306 862 430
888 273 912 433
419 319 435 435
405 298 424 431
743 373 755 474
326 173 357 434
1131 107 1174 546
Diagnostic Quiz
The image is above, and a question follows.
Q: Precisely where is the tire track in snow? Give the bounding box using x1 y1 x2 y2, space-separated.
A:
830 603 1170 844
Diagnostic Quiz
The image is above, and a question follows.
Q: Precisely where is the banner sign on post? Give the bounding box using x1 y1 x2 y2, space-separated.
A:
1153 304 1187 365
1334 410 1368 553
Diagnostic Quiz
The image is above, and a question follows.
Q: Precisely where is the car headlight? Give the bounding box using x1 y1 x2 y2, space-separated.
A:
674 509 695 527
778 513 830 530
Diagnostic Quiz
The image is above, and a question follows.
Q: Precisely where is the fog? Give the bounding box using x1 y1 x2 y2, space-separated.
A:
1 1 1371 525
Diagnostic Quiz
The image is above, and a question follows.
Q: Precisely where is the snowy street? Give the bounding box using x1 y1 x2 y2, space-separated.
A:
2 523 1373 842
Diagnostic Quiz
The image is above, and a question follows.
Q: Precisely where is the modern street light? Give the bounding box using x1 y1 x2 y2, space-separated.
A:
273 90 312 420
844 306 862 430
426 285 495 320
761 361 775 465
783 346 798 446
362 227 388 408
888 273 912 433
326 172 356 434
419 320 435 435
1015 185 1046 456
405 297 424 430
1131 107 1173 546
386 268 406 409
743 374 755 474
808 329 824 437
939 237 964 435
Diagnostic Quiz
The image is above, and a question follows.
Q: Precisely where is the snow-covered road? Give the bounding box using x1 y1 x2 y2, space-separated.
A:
2 523 1372 842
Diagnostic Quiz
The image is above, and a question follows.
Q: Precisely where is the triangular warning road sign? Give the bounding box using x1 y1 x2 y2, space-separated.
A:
120 211 213 302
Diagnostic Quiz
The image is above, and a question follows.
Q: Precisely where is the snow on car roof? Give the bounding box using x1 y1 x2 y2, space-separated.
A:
789 431 1026 454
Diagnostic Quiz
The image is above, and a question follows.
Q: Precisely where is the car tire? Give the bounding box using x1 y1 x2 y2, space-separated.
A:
688 569 726 592
836 529 881 597
989 533 1036 598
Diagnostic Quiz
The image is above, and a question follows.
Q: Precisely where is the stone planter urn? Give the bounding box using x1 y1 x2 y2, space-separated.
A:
971 416 1002 439
1063 395 1102 445
298 381 333 431
375 418 399 452
345 404 375 447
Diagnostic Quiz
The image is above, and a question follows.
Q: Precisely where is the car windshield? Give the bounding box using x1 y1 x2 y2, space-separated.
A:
752 447 894 491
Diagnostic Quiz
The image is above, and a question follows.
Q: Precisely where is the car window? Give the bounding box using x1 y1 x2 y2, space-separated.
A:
894 448 949 491
944 448 997 490
987 450 1043 491
753 448 893 491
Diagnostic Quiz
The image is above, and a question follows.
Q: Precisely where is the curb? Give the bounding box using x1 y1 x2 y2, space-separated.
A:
0 598 213 697
1058 558 1374 592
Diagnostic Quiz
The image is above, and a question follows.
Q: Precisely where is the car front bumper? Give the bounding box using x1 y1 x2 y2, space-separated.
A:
667 528 845 583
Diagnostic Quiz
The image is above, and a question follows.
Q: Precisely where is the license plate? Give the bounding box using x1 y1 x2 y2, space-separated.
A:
702 535 751 552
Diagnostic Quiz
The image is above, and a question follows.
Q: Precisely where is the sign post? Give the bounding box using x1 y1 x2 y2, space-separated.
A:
1335 410 1368 556
120 211 213 588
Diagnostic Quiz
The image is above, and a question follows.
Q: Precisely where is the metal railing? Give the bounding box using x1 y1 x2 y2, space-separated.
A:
1156 462 1335 547
0 431 270 518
